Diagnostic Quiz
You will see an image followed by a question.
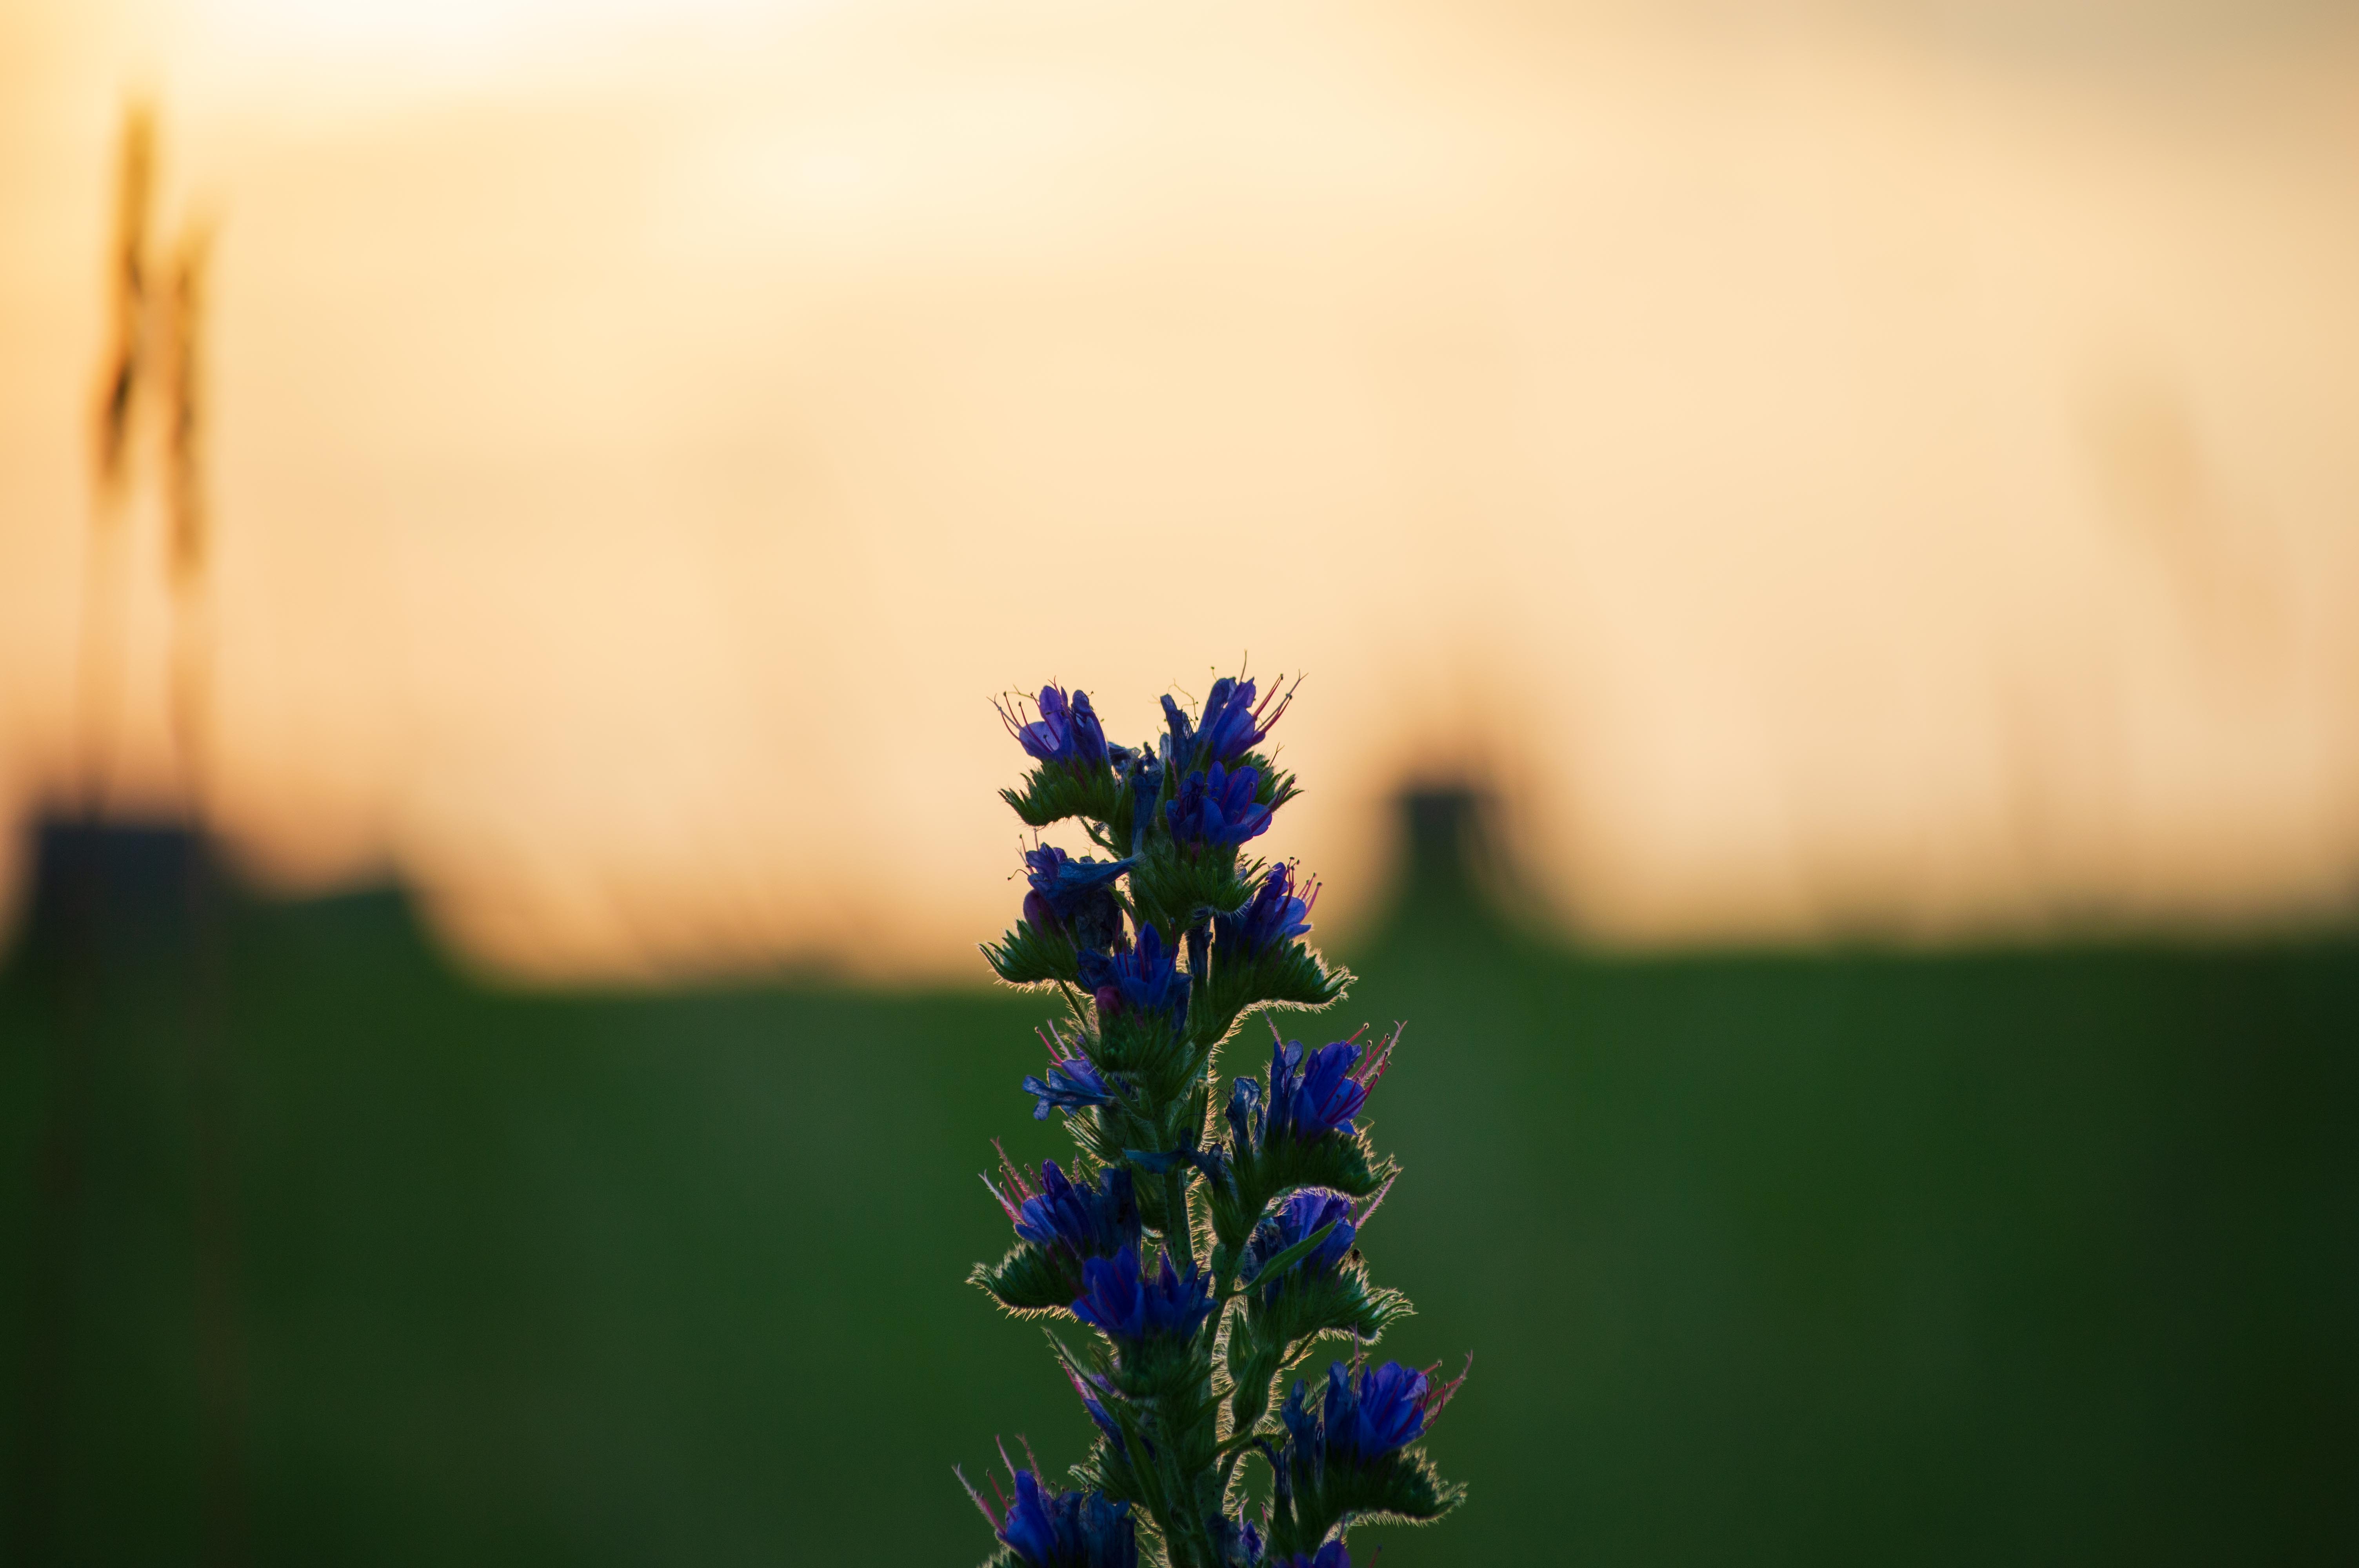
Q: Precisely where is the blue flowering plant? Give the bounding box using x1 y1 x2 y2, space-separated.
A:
962 675 1468 1568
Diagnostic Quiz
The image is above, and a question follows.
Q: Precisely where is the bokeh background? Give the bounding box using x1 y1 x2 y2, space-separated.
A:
4 1 2357 1563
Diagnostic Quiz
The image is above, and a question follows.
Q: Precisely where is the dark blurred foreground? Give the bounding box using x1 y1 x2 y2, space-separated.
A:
2 809 2354 1566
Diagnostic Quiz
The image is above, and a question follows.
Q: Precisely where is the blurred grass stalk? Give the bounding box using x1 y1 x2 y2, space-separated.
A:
17 100 246 1568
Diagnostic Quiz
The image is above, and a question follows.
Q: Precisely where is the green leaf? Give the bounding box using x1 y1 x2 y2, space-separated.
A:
1236 1221 1341 1296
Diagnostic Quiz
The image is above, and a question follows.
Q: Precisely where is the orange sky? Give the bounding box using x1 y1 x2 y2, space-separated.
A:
4 1 2358 978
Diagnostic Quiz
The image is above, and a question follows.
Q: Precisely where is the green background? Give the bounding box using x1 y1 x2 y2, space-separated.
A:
3 819 2354 1564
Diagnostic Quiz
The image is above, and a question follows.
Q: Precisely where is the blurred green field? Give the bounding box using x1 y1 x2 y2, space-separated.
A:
3 826 2354 1565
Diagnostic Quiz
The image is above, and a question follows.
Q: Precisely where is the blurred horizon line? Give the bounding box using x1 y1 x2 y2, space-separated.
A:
9 775 2355 993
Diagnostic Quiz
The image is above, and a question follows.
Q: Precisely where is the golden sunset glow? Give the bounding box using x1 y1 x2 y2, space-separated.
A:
5 1 2358 977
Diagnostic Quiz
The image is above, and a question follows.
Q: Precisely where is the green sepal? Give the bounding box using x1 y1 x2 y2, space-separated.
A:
1070 1308 1226 1552
1111 1325 1218 1412
982 920 1080 987
969 1240 1081 1316
1127 843 1249 937
1051 1332 1155 1509
1001 762 1127 829
1066 1100 1135 1172
1224 1322 1285 1438
1242 1256 1412 1355
1197 942 1350 1044
1239 750 1300 814
1244 943 1349 1010
1107 772 1142 855
1209 1130 1392 1256
1094 1008 1203 1108
1267 1446 1463 1557
1074 1431 1147 1511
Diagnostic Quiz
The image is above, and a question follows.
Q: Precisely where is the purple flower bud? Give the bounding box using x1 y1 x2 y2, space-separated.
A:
1009 1159 1141 1260
1329 1359 1426 1459
962 1461 1137 1568
1077 924 1187 1026
1000 684 1111 773
1161 675 1292 768
1271 1356 1463 1495
1023 1031 1114 1120
1165 763 1272 850
1216 861 1316 958
1020 844 1131 949
1267 1039 1370 1142
1071 1245 1216 1344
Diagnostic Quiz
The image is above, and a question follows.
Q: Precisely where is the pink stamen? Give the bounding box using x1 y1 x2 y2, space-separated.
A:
980 1173 1022 1227
1418 1352 1473 1428
981 1139 1040 1225
993 1139 1040 1204
955 1465 1001 1531
1250 672 1300 740
1039 1022 1088 1072
1350 1023 1403 1092
992 691 1035 746
1352 1171 1398 1230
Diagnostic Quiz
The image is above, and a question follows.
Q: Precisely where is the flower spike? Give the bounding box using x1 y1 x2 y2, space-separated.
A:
964 673 1462 1563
